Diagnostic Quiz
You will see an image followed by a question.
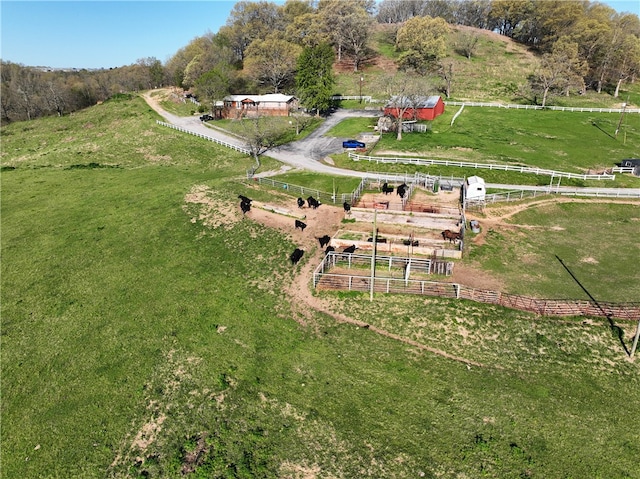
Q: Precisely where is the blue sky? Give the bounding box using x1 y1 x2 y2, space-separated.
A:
1 0 639 69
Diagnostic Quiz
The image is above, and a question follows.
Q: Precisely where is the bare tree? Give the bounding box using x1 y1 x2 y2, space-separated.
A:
240 115 289 168
455 30 480 60
439 61 454 98
42 76 68 116
377 72 431 140
533 38 586 107
12 66 42 121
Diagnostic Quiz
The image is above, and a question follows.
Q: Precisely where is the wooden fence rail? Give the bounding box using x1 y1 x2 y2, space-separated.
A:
313 266 640 320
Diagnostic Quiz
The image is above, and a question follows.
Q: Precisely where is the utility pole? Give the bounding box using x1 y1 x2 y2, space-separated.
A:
359 76 364 104
615 99 628 138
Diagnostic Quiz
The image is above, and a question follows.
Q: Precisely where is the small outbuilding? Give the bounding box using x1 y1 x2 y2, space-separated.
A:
620 158 640 168
464 175 486 204
383 95 445 121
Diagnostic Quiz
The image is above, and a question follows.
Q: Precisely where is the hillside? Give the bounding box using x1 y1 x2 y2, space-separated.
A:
333 23 637 108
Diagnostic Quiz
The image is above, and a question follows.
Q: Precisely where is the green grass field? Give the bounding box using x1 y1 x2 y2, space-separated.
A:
2 95 640 478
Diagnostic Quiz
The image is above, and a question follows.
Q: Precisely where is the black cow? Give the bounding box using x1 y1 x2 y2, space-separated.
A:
290 248 304 265
307 196 320 209
238 195 252 205
367 236 387 243
318 235 331 248
343 201 351 213
240 201 251 214
343 244 358 254
397 183 408 198
295 219 307 231
297 197 305 208
382 183 394 195
325 245 335 255
403 239 419 247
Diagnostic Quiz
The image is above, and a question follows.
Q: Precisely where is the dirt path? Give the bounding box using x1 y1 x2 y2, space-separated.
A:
243 194 496 368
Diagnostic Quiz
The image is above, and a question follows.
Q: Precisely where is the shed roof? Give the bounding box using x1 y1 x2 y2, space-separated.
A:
466 175 485 185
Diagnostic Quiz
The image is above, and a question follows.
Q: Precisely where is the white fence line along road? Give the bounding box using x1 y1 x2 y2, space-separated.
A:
157 121 251 154
349 152 616 181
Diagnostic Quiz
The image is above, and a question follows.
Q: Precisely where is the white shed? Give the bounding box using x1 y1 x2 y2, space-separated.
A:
465 175 486 202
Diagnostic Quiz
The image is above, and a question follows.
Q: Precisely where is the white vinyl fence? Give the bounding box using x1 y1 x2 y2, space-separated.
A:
156 121 251 154
349 152 616 181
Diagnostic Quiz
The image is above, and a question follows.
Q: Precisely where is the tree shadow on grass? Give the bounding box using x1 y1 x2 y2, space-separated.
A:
591 121 616 140
555 255 630 356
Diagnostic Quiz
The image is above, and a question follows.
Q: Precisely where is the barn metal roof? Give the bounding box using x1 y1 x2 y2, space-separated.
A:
386 95 442 108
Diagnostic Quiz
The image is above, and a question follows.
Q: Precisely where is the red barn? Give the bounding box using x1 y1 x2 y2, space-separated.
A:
384 95 445 121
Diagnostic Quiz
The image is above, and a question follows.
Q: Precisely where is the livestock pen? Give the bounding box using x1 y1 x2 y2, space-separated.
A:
313 255 640 322
313 252 455 286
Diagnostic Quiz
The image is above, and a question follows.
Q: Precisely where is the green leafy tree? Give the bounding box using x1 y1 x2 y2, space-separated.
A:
395 16 450 74
285 12 329 47
488 0 534 38
220 0 285 62
244 36 302 93
295 43 335 115
194 67 234 117
318 0 374 65
611 34 640 98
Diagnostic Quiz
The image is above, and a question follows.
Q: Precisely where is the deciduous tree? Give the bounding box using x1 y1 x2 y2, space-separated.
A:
220 1 285 62
533 37 586 106
194 67 234 117
377 72 432 140
396 16 450 74
244 36 302 92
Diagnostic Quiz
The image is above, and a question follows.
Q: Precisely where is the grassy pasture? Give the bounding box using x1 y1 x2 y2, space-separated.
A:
466 200 640 302
373 108 640 172
324 110 640 187
2 96 640 478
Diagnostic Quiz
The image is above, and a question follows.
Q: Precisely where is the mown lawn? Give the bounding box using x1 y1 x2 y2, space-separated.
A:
2 95 640 479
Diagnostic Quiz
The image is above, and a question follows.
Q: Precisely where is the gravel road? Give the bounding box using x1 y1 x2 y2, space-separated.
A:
145 91 382 178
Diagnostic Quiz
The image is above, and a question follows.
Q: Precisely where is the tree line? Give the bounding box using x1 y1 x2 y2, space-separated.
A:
2 0 639 123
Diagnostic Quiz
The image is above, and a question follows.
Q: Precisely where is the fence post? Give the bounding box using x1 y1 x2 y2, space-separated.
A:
631 318 640 358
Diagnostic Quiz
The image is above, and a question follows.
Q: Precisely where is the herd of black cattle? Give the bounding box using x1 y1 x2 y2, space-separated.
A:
238 194 356 265
238 188 461 266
